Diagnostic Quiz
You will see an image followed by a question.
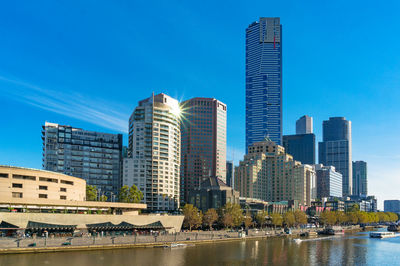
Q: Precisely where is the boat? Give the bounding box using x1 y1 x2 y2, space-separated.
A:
387 225 399 232
369 232 397 238
318 228 335 236
166 243 188 248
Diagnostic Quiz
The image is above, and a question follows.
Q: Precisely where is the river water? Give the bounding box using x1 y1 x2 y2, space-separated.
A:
1 231 400 266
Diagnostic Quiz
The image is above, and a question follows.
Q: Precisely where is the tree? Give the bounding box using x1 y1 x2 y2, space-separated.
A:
346 212 358 224
255 211 267 228
99 195 108 202
270 213 283 228
118 185 143 203
336 211 347 225
203 209 218 230
86 185 97 201
221 203 244 228
283 212 295 227
347 203 360 213
244 211 253 229
182 204 202 231
294 210 307 227
222 213 234 229
319 211 336 226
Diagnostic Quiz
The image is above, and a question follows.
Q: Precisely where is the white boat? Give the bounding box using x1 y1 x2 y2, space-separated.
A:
168 243 187 248
369 232 397 238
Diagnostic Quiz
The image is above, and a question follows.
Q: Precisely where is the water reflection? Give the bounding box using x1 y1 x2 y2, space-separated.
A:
1 233 399 266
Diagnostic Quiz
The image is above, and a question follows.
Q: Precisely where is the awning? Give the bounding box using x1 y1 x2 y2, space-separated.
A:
26 221 77 231
86 221 165 230
0 221 19 230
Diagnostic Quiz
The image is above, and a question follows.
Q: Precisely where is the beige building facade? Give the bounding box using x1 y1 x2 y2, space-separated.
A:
0 166 86 201
234 138 315 207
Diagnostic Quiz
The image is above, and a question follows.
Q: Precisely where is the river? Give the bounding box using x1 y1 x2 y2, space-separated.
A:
1 230 400 265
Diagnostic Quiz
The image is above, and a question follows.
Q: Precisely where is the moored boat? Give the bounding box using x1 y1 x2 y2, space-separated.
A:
370 232 396 238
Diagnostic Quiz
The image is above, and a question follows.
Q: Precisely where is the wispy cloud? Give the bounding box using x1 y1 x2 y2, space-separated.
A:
0 76 129 133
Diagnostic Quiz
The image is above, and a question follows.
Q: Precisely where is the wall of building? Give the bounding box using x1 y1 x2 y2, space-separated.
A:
0 166 85 201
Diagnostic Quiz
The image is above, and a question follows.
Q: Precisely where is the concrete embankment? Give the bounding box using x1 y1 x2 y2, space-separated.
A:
0 226 361 255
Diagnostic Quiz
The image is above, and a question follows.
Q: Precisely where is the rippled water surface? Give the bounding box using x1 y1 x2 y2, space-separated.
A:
1 231 400 266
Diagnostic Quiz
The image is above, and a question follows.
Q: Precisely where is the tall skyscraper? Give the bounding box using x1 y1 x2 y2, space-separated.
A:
296 115 313 134
352 161 367 196
283 115 315 165
180 98 227 203
245 17 282 150
314 164 343 199
318 117 352 196
42 122 122 198
125 93 181 211
226 161 233 188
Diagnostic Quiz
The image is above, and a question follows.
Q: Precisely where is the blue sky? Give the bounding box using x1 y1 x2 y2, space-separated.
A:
0 0 399 209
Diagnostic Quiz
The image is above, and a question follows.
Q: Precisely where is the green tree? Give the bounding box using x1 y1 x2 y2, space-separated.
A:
221 203 244 228
336 211 347 225
319 211 336 226
182 204 202 231
346 212 358 224
347 203 360 213
118 185 143 203
86 185 97 201
255 211 267 228
203 209 218 230
270 213 283 228
99 195 108 202
283 212 296 227
294 210 308 227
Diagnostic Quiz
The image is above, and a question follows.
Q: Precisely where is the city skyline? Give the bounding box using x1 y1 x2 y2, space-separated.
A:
1 1 400 209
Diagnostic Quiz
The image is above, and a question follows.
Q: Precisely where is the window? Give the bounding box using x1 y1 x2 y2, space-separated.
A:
12 183 23 188
13 174 36 181
39 177 58 183
39 194 48 199
12 192 23 198
60 180 74 185
60 195 67 200
0 173 8 178
39 186 48 190
60 187 67 192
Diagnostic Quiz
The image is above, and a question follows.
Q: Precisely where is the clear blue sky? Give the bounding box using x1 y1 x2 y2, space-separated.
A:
0 0 399 209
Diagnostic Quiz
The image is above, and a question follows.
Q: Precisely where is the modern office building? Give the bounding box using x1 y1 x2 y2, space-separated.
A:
352 161 367 197
318 117 352 196
314 164 342 199
245 17 282 150
384 200 400 214
42 122 122 198
180 97 227 203
235 138 315 206
283 133 315 165
226 161 234 188
296 115 313 134
188 177 239 212
126 93 181 211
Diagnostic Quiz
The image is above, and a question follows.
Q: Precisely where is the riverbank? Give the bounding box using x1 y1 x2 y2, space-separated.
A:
0 225 362 255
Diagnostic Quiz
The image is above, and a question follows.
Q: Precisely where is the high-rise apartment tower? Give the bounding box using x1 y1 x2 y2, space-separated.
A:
125 93 181 211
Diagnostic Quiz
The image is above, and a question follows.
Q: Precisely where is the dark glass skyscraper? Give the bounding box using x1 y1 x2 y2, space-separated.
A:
283 134 315 165
246 17 282 150
352 161 367 197
319 117 352 197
